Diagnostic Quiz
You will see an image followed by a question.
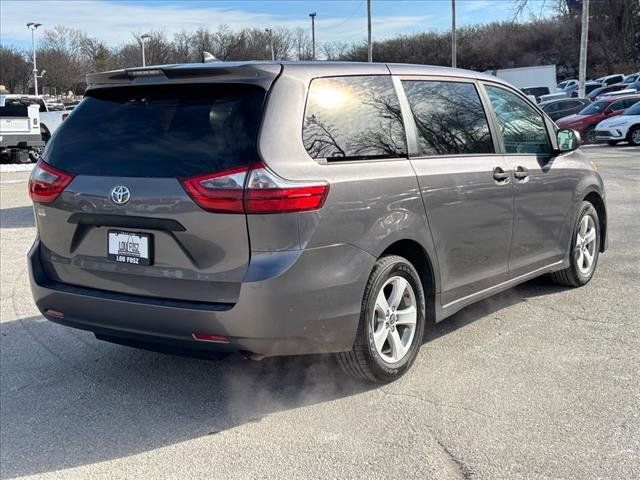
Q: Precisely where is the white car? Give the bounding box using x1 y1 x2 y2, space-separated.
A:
595 101 640 145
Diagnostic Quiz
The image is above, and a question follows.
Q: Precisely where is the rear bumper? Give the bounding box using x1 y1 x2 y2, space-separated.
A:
29 240 374 356
0 133 44 148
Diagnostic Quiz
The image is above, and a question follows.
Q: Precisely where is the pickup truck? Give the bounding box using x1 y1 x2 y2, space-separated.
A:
0 96 45 163
1 94 68 143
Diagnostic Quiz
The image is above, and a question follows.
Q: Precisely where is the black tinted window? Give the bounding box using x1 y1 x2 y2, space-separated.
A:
303 76 406 160
485 85 551 155
402 80 494 156
44 84 265 177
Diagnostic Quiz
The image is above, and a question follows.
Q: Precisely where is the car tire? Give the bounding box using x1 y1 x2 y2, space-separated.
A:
337 255 425 383
627 126 640 146
550 201 600 287
584 126 596 144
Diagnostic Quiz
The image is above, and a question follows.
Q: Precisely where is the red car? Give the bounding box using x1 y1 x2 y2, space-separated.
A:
556 94 640 143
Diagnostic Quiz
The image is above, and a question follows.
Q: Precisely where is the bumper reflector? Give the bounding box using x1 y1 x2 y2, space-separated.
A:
45 309 65 319
192 333 229 343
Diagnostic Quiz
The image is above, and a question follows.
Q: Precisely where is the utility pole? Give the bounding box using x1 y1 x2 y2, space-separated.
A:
141 33 150 67
367 0 372 62
309 12 317 60
26 22 42 96
578 0 589 98
451 0 457 68
265 28 275 60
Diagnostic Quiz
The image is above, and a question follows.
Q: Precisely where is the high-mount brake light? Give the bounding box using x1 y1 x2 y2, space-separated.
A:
180 163 329 214
28 160 75 203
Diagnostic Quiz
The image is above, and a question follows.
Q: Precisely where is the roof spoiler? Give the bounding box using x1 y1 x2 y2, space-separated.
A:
85 63 282 91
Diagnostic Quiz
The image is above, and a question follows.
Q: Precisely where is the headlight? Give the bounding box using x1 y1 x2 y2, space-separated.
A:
606 122 627 128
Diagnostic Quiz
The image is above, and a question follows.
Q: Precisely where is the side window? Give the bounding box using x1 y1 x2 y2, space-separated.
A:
485 85 552 155
303 76 407 161
401 80 494 156
624 98 639 109
544 103 559 113
610 100 626 112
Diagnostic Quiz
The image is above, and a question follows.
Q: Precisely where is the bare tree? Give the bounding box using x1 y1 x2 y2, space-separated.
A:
0 47 32 93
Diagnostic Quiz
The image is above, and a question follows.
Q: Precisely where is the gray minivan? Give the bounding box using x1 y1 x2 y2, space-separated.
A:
28 62 607 383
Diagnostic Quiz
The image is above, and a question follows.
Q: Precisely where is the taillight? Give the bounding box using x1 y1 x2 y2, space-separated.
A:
28 160 74 203
180 165 248 213
180 163 329 214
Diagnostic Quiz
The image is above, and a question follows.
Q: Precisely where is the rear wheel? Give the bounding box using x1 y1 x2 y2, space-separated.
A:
337 255 425 383
627 126 640 146
550 201 600 287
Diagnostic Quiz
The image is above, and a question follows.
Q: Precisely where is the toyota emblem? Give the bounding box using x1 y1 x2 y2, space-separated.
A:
110 185 131 205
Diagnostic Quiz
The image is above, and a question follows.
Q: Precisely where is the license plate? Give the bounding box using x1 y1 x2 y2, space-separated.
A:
107 230 152 266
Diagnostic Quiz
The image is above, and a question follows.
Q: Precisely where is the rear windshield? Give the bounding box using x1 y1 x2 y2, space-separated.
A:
44 84 265 177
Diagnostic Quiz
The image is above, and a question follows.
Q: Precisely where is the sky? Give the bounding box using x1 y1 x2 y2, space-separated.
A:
1 0 553 50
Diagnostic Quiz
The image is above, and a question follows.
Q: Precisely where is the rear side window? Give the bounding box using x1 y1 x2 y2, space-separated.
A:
402 80 494 156
485 85 551 155
303 76 407 161
44 84 265 177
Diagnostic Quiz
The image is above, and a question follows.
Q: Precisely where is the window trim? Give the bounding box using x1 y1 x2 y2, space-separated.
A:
479 81 556 156
394 75 501 160
301 74 410 164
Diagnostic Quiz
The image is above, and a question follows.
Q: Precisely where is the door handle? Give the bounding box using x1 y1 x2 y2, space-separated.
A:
492 167 510 183
514 166 529 180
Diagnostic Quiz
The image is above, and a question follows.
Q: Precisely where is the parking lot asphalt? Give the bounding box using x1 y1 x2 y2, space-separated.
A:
1 145 639 480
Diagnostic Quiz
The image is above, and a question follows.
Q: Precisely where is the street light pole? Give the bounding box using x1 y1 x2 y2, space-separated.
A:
451 0 457 68
309 12 317 60
265 28 275 61
367 0 372 62
578 0 589 98
140 34 151 67
26 22 42 96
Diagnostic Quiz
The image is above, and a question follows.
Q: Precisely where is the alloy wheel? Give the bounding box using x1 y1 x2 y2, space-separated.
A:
575 214 597 275
370 276 417 364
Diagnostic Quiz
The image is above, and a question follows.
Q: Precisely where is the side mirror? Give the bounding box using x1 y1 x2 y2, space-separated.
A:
556 129 581 153
604 108 613 116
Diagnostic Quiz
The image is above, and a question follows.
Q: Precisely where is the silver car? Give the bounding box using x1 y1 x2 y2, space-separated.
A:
28 62 607 383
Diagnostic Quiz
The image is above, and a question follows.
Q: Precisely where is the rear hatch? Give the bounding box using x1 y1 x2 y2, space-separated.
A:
33 81 267 304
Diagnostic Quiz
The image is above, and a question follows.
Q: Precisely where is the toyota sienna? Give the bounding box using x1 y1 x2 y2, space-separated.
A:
28 62 607 383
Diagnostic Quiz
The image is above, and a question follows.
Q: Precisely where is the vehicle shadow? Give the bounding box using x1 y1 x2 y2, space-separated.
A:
1 277 566 478
0 206 34 229
0 315 371 479
424 275 567 342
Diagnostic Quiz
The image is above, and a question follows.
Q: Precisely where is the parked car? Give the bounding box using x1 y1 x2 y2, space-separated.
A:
539 98 590 121
594 74 625 86
587 83 628 101
623 72 640 84
596 88 639 100
28 62 607 383
540 91 571 102
0 95 45 163
521 86 550 102
557 79 577 91
595 100 640 146
569 81 602 97
556 95 640 143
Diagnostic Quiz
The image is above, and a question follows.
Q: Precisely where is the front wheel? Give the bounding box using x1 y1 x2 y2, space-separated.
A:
550 201 600 287
337 255 425 383
584 127 596 144
627 126 640 146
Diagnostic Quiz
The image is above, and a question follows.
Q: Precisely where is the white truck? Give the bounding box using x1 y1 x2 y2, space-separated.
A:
0 96 45 163
485 65 557 102
1 94 68 143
